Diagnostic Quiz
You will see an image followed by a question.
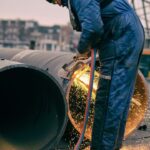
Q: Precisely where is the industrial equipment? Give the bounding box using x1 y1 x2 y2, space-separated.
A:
0 49 149 149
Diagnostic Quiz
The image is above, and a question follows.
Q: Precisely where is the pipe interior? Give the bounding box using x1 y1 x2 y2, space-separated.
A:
0 67 66 149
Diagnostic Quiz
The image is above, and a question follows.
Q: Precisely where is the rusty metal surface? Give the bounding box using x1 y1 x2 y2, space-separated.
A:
122 81 150 150
0 56 68 150
0 48 75 89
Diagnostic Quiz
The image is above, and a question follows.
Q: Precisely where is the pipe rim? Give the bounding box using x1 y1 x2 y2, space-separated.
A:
0 63 68 149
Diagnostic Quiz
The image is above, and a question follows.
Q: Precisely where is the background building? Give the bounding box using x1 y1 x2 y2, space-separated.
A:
0 0 150 78
130 0 150 48
0 19 80 52
130 0 150 79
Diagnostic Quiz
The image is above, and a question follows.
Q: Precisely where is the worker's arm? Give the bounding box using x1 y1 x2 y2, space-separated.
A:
72 0 104 54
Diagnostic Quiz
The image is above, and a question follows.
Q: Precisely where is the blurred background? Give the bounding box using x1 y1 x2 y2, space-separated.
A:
0 0 150 79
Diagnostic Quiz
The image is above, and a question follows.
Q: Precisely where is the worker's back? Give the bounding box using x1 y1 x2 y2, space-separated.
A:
101 0 133 20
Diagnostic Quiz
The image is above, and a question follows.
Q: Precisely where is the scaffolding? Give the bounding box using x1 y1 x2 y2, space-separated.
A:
130 0 150 38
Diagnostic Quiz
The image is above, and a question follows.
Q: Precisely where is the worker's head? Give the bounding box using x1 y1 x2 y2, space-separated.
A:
46 0 62 6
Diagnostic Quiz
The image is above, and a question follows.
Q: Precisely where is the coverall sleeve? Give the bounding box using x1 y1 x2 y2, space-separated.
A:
72 0 104 54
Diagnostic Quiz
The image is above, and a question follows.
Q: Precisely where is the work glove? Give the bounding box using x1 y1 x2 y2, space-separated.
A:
73 51 91 61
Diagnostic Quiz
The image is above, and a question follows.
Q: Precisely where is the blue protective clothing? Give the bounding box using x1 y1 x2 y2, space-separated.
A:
62 0 145 149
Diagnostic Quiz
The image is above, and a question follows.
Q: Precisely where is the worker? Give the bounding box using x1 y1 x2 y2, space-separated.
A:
46 0 145 149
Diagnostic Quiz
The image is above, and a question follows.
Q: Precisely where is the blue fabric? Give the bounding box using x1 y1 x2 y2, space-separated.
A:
62 0 145 149
63 0 136 54
91 9 144 148
92 9 144 150
63 0 104 53
71 0 104 54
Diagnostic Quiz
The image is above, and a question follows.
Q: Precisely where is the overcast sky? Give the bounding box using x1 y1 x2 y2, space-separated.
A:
0 0 70 26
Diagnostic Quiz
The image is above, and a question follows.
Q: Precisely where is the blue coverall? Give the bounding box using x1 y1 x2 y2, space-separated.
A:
61 0 145 149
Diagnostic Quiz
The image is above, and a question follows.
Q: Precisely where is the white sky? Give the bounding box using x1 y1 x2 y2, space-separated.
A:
0 0 149 28
0 0 70 26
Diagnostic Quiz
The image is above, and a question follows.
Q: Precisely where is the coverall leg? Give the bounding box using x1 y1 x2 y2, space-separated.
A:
91 10 145 150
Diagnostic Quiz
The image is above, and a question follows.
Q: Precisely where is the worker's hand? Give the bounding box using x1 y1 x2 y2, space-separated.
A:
73 51 91 61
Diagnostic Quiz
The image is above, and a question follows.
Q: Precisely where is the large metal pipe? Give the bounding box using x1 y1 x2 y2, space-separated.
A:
0 48 149 149
0 58 67 150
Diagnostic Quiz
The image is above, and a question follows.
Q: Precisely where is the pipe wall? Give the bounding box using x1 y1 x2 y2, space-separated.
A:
0 58 67 150
0 48 149 149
